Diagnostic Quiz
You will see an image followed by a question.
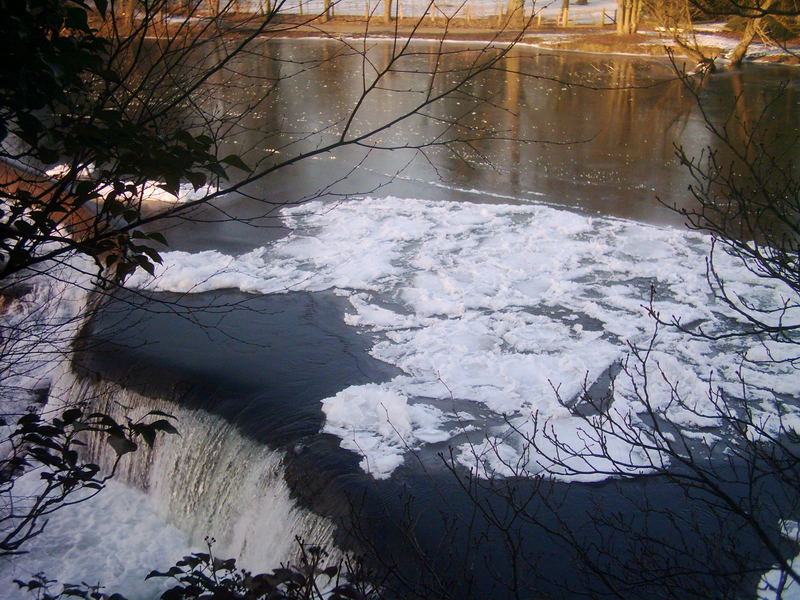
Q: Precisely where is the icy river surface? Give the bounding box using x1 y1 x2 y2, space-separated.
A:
5 38 800 600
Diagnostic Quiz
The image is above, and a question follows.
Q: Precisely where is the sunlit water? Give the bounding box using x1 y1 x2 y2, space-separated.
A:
4 38 800 599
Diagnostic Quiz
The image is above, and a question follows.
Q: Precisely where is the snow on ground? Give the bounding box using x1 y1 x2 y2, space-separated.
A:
126 196 800 481
247 0 618 22
44 166 219 205
643 28 789 61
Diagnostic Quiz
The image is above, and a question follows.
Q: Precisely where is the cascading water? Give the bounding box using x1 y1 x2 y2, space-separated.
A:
0 254 345 599
48 365 340 574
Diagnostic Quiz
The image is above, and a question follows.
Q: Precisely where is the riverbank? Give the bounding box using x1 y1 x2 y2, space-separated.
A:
245 14 800 66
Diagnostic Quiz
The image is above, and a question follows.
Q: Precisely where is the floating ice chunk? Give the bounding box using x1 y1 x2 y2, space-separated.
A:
456 412 666 483
125 250 247 293
344 294 419 330
322 383 447 479
455 436 523 478
746 341 800 365
757 520 800 600
125 196 799 481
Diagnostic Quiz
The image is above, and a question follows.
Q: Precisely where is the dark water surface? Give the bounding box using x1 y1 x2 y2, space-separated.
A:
162 38 800 253
80 289 790 599
83 39 800 599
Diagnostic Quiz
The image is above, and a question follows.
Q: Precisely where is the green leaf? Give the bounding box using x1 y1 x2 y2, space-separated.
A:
134 256 156 276
62 408 83 424
212 557 237 572
64 6 89 31
158 182 179 198
37 147 59 164
138 426 156 448
221 154 250 172
74 180 99 200
18 413 40 426
322 565 339 578
137 245 163 264
151 419 179 435
146 409 176 419
194 135 213 147
148 232 168 246
107 434 137 456
98 69 120 83
146 569 176 580
175 130 194 145
186 171 206 191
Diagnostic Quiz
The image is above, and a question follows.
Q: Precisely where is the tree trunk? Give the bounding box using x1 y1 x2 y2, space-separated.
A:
616 0 642 34
560 0 569 26
728 19 758 66
116 0 137 34
505 0 524 25
323 0 331 21
384 0 393 21
728 0 777 67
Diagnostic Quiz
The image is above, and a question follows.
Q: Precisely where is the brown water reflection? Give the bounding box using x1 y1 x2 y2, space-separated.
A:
168 39 799 252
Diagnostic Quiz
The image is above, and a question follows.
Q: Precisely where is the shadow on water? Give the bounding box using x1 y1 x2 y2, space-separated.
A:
76 289 400 444
76 288 793 600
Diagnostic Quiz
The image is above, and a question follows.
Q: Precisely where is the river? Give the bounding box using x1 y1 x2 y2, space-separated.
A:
6 38 800 599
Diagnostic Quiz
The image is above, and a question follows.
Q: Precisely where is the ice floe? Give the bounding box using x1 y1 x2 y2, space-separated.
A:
126 196 800 480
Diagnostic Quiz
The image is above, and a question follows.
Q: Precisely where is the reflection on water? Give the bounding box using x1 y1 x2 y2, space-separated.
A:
91 39 800 600
161 38 799 255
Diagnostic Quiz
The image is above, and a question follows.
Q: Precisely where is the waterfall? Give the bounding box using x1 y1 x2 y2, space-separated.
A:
48 364 339 573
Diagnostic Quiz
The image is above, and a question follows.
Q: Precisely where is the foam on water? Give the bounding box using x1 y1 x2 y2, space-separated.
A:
0 252 95 432
126 196 800 480
0 474 193 600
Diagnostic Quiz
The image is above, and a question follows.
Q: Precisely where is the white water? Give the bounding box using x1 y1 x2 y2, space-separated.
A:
55 368 339 569
0 254 95 422
126 196 800 481
0 258 190 600
2 365 339 599
1 472 193 600
0 257 338 598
